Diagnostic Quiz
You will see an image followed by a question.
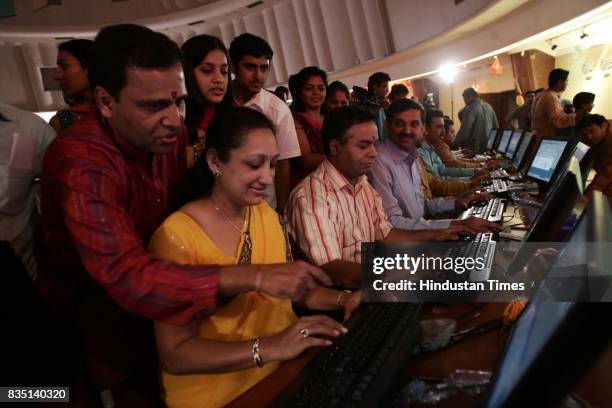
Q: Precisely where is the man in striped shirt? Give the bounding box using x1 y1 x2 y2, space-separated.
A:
286 106 468 289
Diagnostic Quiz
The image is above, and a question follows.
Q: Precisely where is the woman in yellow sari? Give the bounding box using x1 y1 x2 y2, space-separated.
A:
150 107 360 408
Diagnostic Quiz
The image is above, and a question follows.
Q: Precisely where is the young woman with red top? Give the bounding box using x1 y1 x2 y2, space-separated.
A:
288 66 328 187
181 34 233 167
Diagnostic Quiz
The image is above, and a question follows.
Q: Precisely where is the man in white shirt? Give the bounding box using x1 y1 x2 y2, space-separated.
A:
0 102 56 279
230 33 301 210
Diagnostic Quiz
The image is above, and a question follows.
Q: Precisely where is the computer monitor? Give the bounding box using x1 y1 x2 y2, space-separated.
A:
485 192 612 408
505 130 524 159
525 137 570 184
512 131 533 170
524 157 583 242
486 128 498 152
496 129 513 154
506 159 584 276
572 141 589 162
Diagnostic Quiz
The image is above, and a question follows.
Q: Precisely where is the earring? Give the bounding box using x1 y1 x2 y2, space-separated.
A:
213 168 221 178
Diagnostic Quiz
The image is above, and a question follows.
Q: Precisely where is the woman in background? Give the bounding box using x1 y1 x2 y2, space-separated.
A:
181 34 233 167
150 107 360 408
289 66 328 187
50 39 95 133
324 80 350 113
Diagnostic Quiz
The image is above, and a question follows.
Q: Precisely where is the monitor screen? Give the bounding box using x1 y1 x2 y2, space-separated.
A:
485 192 612 407
572 142 589 162
486 128 498 151
485 281 573 408
505 130 523 159
513 131 533 169
497 129 513 154
526 139 569 183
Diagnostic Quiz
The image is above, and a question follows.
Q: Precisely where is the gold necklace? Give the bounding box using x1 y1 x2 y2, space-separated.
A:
211 198 245 234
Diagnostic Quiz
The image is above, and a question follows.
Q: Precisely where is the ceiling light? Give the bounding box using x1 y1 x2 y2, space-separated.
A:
551 43 558 51
580 29 588 40
439 64 457 83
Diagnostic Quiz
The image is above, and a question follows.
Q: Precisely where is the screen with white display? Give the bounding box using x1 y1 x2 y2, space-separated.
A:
526 139 568 182
505 131 523 159
497 129 513 154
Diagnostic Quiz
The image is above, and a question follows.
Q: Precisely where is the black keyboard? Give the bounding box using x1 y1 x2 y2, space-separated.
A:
439 232 496 281
274 302 422 407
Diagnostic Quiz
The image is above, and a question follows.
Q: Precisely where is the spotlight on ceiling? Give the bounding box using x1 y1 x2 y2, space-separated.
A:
580 29 588 40
551 43 558 51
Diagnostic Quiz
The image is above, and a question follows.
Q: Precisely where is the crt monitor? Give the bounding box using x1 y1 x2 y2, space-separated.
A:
496 129 513 154
512 131 533 170
505 130 523 159
526 137 570 184
485 191 612 408
486 128 498 151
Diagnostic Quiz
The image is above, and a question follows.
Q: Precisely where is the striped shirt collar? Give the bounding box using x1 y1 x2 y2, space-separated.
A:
320 158 368 194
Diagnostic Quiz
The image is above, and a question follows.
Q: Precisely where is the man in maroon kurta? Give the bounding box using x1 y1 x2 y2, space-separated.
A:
39 24 329 405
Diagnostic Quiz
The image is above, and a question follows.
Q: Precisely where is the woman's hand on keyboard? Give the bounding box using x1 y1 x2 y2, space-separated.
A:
264 316 348 361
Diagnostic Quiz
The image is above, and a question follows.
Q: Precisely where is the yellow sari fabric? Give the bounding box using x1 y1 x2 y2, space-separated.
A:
149 201 296 408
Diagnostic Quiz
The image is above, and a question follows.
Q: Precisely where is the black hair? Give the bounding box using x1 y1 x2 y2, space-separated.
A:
229 33 273 66
89 24 181 100
367 72 391 92
322 106 373 155
443 116 454 132
462 87 478 98
58 39 94 70
274 86 289 98
534 88 545 94
323 81 350 113
290 66 328 113
326 81 350 101
548 68 569 88
572 92 595 110
174 107 276 207
181 34 233 143
576 113 607 131
524 90 536 97
386 98 424 123
389 83 409 97
425 109 444 126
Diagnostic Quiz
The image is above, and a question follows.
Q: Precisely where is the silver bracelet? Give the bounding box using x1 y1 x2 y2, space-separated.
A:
252 337 263 368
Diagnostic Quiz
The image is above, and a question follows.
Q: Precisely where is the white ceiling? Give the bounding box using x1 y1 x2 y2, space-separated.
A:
0 0 283 39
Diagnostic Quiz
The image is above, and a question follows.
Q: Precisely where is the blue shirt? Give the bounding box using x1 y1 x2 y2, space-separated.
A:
419 141 475 180
369 139 456 230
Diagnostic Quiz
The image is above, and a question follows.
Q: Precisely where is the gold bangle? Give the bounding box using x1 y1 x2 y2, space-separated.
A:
336 290 352 308
252 337 263 368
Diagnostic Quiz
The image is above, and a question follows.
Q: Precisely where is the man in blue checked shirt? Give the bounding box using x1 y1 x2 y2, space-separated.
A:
369 99 500 234
419 109 490 182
